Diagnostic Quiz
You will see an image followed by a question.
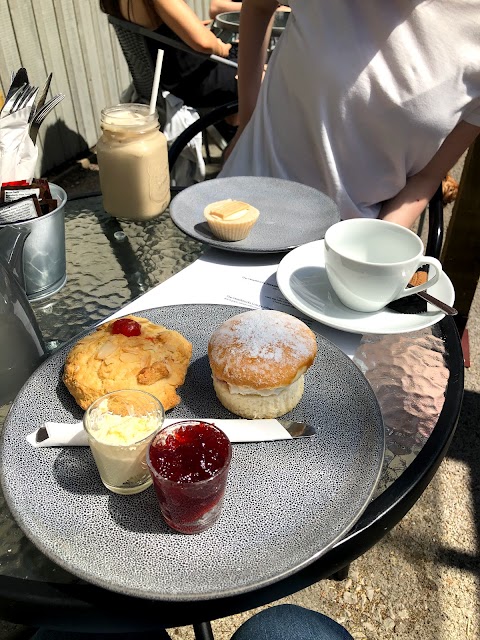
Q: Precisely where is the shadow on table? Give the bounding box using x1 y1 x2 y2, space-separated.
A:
91 210 153 301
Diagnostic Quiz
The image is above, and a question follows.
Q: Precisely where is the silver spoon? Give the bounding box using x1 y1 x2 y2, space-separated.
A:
414 290 457 316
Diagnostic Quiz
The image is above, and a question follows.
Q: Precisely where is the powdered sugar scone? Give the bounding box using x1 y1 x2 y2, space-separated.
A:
63 315 192 411
208 309 317 419
204 199 259 241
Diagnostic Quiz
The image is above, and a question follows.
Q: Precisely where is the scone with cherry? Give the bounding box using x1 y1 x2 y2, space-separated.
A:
63 315 192 411
204 199 259 241
208 309 317 418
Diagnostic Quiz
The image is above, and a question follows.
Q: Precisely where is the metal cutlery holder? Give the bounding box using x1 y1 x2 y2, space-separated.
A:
7 183 67 300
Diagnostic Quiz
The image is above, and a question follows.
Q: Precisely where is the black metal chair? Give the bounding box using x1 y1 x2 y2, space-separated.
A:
109 16 167 127
426 184 444 259
108 15 237 131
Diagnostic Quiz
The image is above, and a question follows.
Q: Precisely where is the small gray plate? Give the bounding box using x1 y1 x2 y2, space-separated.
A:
169 177 340 253
0 305 384 601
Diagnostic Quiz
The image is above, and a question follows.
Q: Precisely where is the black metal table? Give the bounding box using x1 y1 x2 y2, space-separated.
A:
0 195 464 634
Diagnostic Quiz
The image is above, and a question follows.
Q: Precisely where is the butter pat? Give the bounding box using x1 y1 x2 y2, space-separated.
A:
208 199 250 220
204 199 259 241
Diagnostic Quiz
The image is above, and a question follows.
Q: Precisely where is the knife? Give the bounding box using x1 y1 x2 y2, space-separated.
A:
274 420 316 438
29 419 316 448
3 67 28 105
197 418 316 442
29 72 52 123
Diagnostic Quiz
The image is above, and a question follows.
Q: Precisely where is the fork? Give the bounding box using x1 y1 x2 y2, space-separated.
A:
10 84 38 114
1 84 26 117
29 93 65 144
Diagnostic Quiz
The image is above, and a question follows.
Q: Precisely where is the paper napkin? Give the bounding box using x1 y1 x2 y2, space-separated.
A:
0 108 38 184
27 418 296 448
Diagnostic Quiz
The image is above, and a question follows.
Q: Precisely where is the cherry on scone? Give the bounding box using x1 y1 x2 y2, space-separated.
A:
111 318 141 337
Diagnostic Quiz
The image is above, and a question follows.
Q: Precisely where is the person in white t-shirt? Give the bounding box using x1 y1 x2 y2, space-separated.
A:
220 0 480 227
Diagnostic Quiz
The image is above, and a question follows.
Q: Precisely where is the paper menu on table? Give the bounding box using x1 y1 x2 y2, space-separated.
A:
111 250 361 357
111 251 279 314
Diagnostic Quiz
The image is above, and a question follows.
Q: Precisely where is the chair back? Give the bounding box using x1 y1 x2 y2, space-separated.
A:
110 18 167 126
426 185 444 259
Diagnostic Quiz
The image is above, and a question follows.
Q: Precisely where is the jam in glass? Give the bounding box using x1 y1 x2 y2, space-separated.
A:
147 420 232 534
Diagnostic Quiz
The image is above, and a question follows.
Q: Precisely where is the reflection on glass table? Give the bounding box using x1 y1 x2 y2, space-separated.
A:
31 194 204 348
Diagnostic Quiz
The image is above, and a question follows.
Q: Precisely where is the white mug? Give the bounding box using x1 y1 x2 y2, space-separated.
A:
324 219 443 313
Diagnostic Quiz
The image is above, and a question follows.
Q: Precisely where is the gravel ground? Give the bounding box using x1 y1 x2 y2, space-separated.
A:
1 155 478 640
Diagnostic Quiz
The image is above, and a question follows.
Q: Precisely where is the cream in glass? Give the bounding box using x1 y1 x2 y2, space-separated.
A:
83 389 165 495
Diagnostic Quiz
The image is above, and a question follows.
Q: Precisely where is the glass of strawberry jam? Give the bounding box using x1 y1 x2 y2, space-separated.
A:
146 420 232 534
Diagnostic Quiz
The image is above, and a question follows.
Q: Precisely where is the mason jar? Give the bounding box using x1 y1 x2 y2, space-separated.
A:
96 104 170 221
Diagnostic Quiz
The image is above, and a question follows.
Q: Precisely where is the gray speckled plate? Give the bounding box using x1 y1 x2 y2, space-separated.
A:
0 305 384 601
169 177 340 253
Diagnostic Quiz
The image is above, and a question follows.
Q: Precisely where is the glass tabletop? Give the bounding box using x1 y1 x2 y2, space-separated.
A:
0 194 462 593
31 195 205 349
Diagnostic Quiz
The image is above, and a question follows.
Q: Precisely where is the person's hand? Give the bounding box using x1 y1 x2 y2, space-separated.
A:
215 39 232 57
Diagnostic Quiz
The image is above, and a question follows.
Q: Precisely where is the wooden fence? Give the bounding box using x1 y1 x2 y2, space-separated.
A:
0 0 211 174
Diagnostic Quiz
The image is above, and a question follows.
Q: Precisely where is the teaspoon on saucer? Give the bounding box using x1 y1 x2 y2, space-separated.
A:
413 290 457 316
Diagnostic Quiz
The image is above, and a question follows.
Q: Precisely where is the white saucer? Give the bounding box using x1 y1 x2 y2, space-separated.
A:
276 240 455 335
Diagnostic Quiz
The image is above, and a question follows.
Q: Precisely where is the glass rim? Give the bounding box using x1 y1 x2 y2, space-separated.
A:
100 103 159 130
146 420 232 485
83 389 165 446
325 219 423 266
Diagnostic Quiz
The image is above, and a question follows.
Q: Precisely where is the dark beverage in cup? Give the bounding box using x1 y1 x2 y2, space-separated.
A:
147 420 232 534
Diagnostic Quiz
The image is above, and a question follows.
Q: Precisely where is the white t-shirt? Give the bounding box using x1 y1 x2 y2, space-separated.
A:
221 0 480 219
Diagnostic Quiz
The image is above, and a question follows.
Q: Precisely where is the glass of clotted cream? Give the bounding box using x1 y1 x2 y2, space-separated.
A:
83 390 165 495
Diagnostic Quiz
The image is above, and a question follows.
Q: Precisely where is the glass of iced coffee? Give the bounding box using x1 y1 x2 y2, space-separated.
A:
96 104 170 221
83 389 165 495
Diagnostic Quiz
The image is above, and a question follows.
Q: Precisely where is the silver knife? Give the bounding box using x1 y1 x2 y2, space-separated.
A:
278 420 316 438
4 67 28 104
29 72 52 123
1 68 28 116
32 419 316 447
186 418 316 443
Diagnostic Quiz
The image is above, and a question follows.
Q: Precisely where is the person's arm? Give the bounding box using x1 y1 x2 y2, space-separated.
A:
380 121 480 228
237 0 277 129
209 1 290 19
209 0 242 19
152 0 231 56
222 0 277 161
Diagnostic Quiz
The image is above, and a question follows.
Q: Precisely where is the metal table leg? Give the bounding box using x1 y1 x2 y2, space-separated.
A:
193 621 215 640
